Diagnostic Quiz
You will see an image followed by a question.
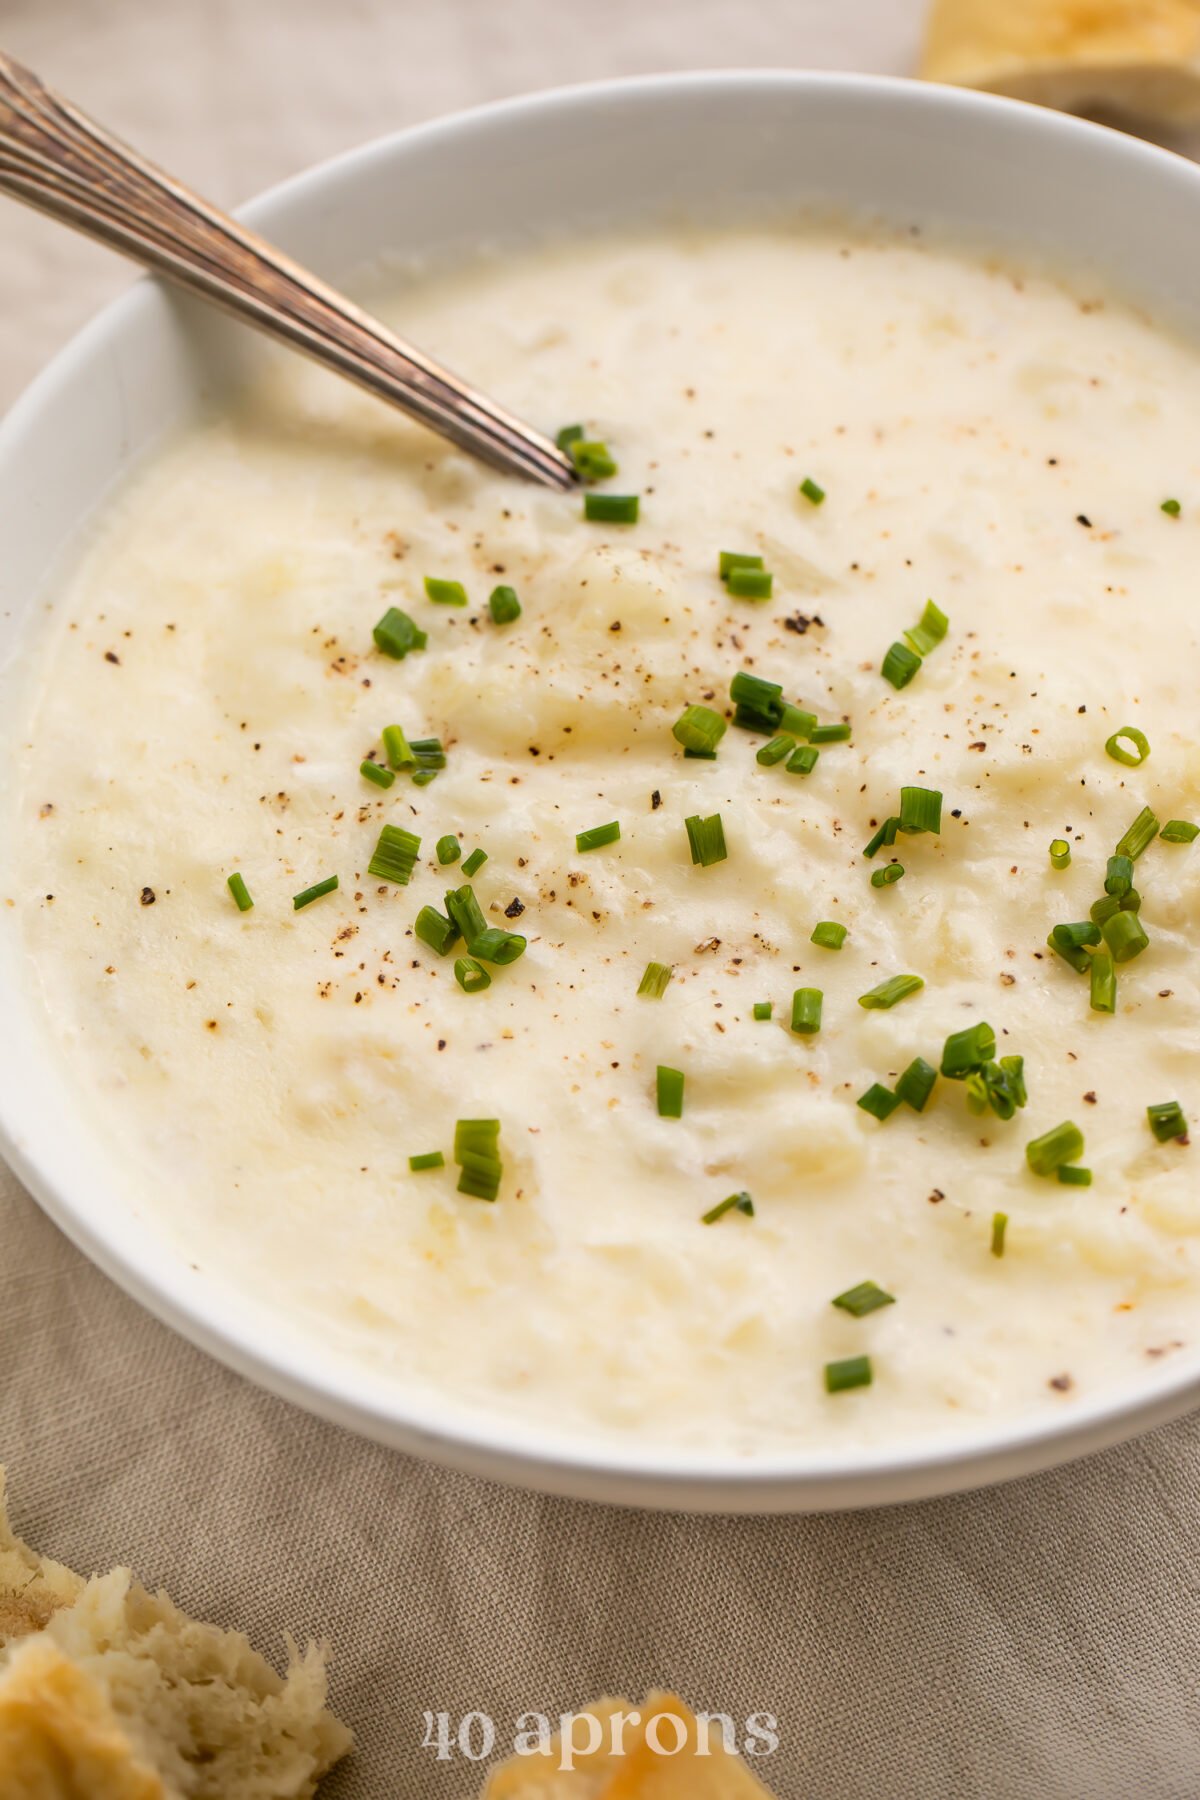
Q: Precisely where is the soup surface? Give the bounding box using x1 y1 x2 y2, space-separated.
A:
10 225 1200 1457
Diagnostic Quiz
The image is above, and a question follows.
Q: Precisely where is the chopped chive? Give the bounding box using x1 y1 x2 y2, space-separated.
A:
1161 819 1200 843
584 493 639 524
752 1000 773 1020
1116 805 1160 860
858 974 923 1011
684 813 728 867
1104 854 1134 898
811 921 847 950
367 824 421 886
1105 726 1150 767
719 551 764 581
445 884 487 945
1090 946 1117 1012
454 955 492 994
673 704 728 755
1162 498 1182 515
790 987 823 1035
424 576 468 607
1055 919 1104 947
857 1083 902 1121
467 926 526 965
787 745 820 776
556 424 584 451
701 1190 755 1225
1057 1164 1093 1186
1100 909 1149 963
903 599 950 658
811 721 851 744
1049 838 1071 869
1090 890 1140 927
799 476 826 506
832 1280 894 1318
461 848 488 878
361 759 396 789
684 748 717 761
293 874 338 910
414 904 459 956
965 1059 1027 1122
941 1021 996 1078
577 820 621 852
656 1065 684 1118
729 670 783 723
410 737 446 769
382 724 414 771
1147 1099 1188 1143
567 439 618 482
863 817 899 859
226 872 253 912
727 567 773 600
1026 1119 1084 1177
1000 1054 1028 1111
825 1355 872 1394
409 1151 444 1171
488 584 522 625
638 961 673 999
436 836 461 866
454 1118 502 1201
871 863 904 888
1047 931 1090 975
778 703 817 740
757 734 796 767
898 786 943 834
895 1056 937 1112
412 769 438 787
372 606 426 659
991 1212 1008 1258
882 641 922 690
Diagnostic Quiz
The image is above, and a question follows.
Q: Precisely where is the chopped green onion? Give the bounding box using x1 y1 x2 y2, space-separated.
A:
991 1212 1008 1258
882 641 922 690
461 848 488 878
409 1151 444 1171
1049 838 1071 869
898 786 943 834
719 552 764 581
870 863 904 888
226 872 253 912
414 903 459 956
729 670 783 731
1116 805 1160 860
967 1059 1026 1122
895 1056 937 1112
410 737 446 770
656 1065 684 1118
638 961 673 999
1047 931 1090 975
701 1190 755 1225
799 476 826 506
757 734 796 767
1161 819 1200 843
863 817 900 859
790 987 823 1035
684 813 727 867
360 759 396 789
1090 890 1140 927
584 493 639 524
752 1000 773 1020
1105 854 1134 898
1054 918 1104 948
445 884 487 945
787 745 820 776
903 599 950 658
941 1021 996 1078
1100 909 1149 963
778 703 817 740
382 724 414 771
1090 946 1116 1012
1147 1100 1189 1143
454 955 491 994
576 820 621 852
1105 726 1150 767
1000 1055 1028 1110
373 606 426 659
436 836 461 866
727 567 773 600
467 926 526 965
1025 1119 1084 1177
858 974 923 1011
488 584 522 625
857 1083 902 1121
832 1280 894 1318
684 748 717 761
556 424 584 452
454 1118 502 1201
293 874 338 911
567 439 618 482
1162 498 1182 516
1057 1164 1093 1186
367 824 421 886
811 921 847 950
424 576 467 607
811 721 851 745
411 769 438 787
825 1355 872 1394
673 704 728 755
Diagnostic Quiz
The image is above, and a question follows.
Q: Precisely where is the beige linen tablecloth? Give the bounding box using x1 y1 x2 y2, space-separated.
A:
3 4 1200 1795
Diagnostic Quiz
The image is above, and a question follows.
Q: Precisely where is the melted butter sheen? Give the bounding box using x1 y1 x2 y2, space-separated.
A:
13 227 1200 1456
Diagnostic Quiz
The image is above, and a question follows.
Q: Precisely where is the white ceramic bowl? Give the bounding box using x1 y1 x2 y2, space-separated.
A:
4 73 1200 1512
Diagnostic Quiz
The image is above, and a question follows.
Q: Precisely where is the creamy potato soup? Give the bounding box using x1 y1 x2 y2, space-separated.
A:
10 225 1200 1457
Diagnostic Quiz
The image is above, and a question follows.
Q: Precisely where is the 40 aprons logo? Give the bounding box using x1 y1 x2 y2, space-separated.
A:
421 1706 780 1770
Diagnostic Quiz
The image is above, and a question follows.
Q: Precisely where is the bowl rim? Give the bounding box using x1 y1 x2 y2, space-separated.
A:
4 66 1200 1511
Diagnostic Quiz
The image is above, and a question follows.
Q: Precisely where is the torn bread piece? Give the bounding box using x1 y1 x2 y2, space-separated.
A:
921 0 1200 125
482 1692 777 1799
0 1467 351 1800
